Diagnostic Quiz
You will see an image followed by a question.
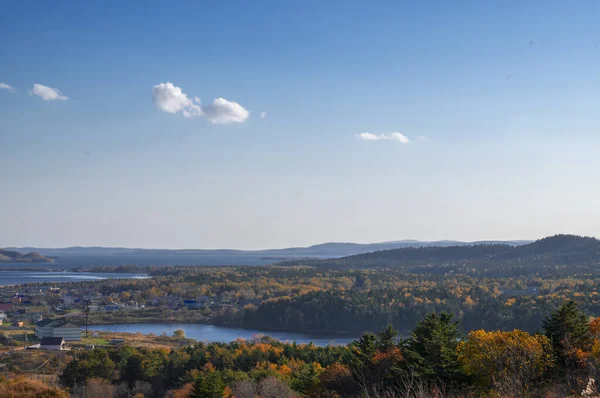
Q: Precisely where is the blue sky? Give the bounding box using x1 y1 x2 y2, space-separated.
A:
1 1 600 249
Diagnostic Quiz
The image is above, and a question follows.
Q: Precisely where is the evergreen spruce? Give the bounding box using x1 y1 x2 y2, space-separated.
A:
402 312 466 387
543 300 592 370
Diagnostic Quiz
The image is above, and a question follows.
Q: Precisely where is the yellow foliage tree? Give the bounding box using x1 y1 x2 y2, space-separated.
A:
458 329 553 394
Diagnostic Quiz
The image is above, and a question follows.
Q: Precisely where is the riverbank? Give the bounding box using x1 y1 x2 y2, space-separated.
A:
77 331 192 350
86 323 357 346
87 308 369 337
88 307 208 325
88 310 364 339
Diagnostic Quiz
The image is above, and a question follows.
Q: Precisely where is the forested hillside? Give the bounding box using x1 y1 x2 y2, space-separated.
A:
289 234 600 270
5 303 600 397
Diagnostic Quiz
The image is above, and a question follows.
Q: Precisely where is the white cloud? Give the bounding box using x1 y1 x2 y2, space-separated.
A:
152 82 249 124
0 83 15 93
358 132 381 141
152 82 203 118
203 97 249 124
260 112 267 119
418 136 429 141
358 132 411 144
390 133 410 144
31 84 68 101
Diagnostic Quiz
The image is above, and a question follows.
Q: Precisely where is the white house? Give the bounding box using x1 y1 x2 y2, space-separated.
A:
53 323 82 341
35 319 55 337
36 319 81 341
40 337 65 351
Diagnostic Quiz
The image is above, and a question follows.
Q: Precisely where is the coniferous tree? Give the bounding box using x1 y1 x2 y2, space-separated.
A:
543 300 592 370
190 371 225 398
377 324 399 351
402 312 466 387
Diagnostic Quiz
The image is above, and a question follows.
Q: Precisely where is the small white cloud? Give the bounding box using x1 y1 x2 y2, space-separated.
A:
260 112 267 119
152 82 203 118
31 84 68 101
358 132 411 144
153 82 249 124
418 136 429 141
389 132 410 144
358 132 381 141
0 83 15 93
203 97 249 124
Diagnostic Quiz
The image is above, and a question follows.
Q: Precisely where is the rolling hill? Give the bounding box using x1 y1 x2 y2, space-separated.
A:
0 249 54 263
7 239 530 259
288 234 600 269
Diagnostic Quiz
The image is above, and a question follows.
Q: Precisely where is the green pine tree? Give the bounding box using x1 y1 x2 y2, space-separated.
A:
291 362 321 395
543 300 592 370
376 324 399 351
351 332 378 369
402 312 466 387
190 371 225 398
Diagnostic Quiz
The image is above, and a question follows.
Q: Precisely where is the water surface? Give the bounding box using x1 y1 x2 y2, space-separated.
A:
88 323 356 346
0 271 149 285
0 253 322 269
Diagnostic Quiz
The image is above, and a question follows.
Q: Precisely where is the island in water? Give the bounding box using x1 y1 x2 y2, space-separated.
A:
0 248 54 263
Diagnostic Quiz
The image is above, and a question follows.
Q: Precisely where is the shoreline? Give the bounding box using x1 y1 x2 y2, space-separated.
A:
86 318 382 338
0 270 150 287
88 314 358 336
0 268 55 272
83 322 362 345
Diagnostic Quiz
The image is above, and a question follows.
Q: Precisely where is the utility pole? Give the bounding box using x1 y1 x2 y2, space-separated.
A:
85 301 90 338
8 331 14 355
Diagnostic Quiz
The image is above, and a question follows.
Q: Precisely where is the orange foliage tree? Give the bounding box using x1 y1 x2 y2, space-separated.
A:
0 377 69 398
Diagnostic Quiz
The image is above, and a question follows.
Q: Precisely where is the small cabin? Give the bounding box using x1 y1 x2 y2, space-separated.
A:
40 337 65 351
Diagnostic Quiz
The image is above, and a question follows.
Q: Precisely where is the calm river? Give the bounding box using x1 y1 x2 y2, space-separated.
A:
87 323 357 347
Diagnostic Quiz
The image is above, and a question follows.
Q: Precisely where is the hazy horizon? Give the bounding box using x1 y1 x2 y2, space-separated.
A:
3 236 546 252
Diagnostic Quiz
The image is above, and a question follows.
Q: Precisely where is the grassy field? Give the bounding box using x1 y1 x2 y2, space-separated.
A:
0 327 37 350
74 336 109 346
86 331 191 349
0 349 72 381
73 331 190 350
88 307 207 325
0 329 195 392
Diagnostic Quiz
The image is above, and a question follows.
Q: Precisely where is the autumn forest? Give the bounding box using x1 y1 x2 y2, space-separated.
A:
5 235 600 397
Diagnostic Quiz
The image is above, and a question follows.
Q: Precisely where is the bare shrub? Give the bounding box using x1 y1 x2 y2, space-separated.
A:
258 376 296 398
232 379 257 398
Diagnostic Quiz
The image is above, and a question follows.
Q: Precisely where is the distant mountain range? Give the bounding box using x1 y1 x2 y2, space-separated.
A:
6 236 596 268
293 235 600 268
6 239 531 259
0 249 54 263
